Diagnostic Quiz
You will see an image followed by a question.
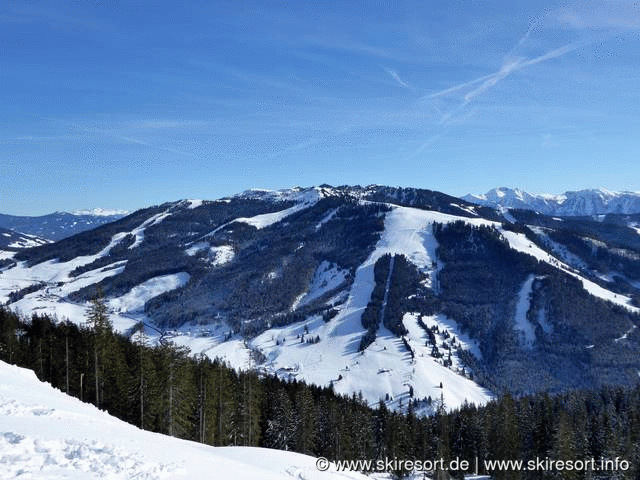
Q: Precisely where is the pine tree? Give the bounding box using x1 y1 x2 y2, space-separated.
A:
0 308 21 364
212 363 236 445
373 400 389 459
294 387 316 454
156 342 196 439
86 288 112 408
552 411 581 480
233 370 262 446
131 323 150 429
265 387 297 451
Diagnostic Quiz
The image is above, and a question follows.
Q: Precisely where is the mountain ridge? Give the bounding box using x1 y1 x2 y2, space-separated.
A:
0 210 129 241
463 187 640 216
2 184 640 412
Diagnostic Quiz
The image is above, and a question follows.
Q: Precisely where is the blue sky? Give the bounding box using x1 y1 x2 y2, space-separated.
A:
2 1 640 214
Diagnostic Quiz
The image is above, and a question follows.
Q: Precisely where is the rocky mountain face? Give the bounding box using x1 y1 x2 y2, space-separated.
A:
463 187 640 216
2 185 640 412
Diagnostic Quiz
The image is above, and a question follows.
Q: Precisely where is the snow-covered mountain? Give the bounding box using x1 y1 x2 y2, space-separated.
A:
463 187 640 216
0 227 50 251
0 210 129 241
2 185 639 412
0 359 375 480
0 227 50 268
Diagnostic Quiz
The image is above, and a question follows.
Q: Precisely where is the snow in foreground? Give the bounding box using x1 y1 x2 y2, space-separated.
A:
0 360 376 480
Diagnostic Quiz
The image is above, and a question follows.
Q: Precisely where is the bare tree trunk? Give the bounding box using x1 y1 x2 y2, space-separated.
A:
169 364 173 436
140 370 144 429
94 346 99 407
65 330 69 394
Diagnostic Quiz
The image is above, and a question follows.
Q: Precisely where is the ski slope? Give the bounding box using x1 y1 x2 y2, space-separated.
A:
234 188 321 230
513 275 536 349
499 229 640 313
194 205 494 413
0 360 377 480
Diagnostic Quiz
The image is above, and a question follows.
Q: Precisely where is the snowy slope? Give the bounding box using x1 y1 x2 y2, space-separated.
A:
0 206 183 334
172 205 494 412
0 228 50 253
232 188 321 229
513 275 536 349
499 229 640 313
0 360 376 480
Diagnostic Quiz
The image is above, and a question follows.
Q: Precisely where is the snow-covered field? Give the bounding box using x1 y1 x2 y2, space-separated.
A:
0 360 380 480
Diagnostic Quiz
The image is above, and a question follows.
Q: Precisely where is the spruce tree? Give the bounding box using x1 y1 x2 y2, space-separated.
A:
131 323 151 429
86 288 112 408
294 387 316 454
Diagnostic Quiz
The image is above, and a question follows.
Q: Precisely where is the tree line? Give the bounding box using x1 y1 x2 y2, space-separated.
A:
1 305 640 479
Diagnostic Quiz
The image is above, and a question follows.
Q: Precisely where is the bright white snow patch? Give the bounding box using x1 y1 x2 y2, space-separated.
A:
0 250 15 260
450 203 478 216
185 241 234 265
0 360 375 480
185 242 210 256
513 275 536 348
8 236 49 249
236 203 310 229
209 245 235 266
293 261 349 309
615 324 637 342
109 273 190 313
72 208 130 216
235 189 321 230
129 211 172 249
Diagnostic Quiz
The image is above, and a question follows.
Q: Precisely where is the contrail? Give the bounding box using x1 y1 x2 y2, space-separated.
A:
429 39 588 105
382 66 412 90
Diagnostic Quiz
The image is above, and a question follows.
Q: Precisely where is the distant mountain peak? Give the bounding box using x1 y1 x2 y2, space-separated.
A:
0 210 129 241
71 208 131 217
463 187 640 216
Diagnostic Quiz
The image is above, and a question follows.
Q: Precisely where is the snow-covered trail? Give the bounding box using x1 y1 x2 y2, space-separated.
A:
0 360 376 480
513 275 536 348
